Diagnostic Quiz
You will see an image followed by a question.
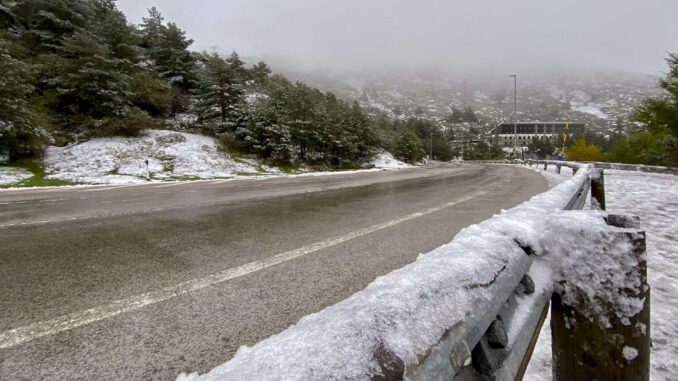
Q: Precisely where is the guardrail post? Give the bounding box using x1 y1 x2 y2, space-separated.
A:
543 162 548 171
551 216 650 381
591 168 606 210
556 164 561 174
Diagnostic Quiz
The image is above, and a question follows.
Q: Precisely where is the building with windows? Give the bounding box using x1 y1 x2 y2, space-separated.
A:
489 122 585 146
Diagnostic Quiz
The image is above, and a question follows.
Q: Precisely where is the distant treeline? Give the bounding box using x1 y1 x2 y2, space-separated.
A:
0 0 459 166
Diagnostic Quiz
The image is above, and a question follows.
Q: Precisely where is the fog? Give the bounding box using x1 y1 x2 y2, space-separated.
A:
117 0 677 77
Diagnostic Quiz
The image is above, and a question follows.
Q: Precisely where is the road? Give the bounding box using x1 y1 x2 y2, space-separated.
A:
0 164 547 380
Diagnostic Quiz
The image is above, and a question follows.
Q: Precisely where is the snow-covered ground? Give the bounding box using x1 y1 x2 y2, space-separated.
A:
370 151 411 169
44 130 270 184
525 166 678 380
39 130 410 185
0 167 33 185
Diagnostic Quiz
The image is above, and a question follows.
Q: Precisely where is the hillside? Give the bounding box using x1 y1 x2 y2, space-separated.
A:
278 69 660 135
0 130 409 187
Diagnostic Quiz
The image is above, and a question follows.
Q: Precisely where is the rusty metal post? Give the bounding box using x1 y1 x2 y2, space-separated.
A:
591 168 606 210
551 219 650 381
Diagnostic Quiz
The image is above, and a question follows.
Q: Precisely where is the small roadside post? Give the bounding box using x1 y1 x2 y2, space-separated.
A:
145 159 150 181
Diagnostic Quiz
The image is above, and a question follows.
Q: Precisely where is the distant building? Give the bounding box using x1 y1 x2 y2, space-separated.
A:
489 122 585 146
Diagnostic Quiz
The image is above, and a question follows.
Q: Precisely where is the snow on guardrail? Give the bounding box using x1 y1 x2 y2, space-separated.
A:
177 166 602 380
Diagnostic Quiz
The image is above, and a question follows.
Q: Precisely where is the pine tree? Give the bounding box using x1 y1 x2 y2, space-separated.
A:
193 52 245 134
91 0 139 68
237 100 292 163
154 22 196 91
225 51 247 83
394 126 425 163
10 0 95 55
139 7 164 50
250 61 271 85
139 8 195 114
346 100 377 161
48 29 130 118
0 38 46 159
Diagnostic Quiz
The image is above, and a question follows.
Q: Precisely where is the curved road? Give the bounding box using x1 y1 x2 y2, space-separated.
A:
0 164 547 380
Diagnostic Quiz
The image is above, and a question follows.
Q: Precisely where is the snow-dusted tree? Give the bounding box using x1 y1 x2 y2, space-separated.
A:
140 8 195 90
139 6 164 50
249 61 271 85
193 52 246 134
153 22 196 91
91 0 139 68
0 39 45 159
139 7 195 114
394 126 425 163
48 29 130 118
237 100 292 163
9 0 95 55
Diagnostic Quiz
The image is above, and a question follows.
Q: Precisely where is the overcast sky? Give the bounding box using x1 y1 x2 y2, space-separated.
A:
117 0 677 76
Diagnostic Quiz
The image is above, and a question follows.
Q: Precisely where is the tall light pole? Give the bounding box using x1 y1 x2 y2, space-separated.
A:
509 74 517 159
461 129 464 160
429 129 433 162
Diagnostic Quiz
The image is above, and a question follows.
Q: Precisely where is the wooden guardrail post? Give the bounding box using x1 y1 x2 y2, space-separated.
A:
591 168 606 210
551 216 650 381
556 164 562 174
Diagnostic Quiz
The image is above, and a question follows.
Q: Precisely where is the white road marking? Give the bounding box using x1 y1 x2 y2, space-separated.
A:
0 199 65 205
0 189 488 349
151 182 185 188
82 184 152 192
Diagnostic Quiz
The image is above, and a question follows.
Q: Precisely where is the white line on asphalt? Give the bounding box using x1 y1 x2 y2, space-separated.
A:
0 199 66 205
0 189 489 349
151 182 185 188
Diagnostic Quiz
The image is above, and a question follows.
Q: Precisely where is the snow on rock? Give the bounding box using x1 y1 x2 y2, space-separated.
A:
623 346 639 361
0 167 32 185
526 167 678 380
370 152 411 169
177 167 599 381
44 130 272 184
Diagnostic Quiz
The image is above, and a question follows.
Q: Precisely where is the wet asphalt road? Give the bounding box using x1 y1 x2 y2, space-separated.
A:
0 164 547 380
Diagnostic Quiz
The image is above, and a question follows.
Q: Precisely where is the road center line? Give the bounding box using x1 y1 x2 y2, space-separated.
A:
0 189 488 350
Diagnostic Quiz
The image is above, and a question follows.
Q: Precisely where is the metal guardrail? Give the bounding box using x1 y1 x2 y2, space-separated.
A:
466 159 677 176
401 164 601 381
404 160 647 381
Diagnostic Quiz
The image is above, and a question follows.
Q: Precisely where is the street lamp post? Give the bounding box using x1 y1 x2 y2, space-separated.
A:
429 129 433 162
509 74 517 159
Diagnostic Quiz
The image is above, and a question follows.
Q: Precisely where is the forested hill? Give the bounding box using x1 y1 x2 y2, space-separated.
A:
0 0 435 166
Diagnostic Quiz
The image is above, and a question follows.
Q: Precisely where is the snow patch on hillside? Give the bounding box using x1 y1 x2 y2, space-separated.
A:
571 104 608 119
44 130 275 185
42 130 410 185
0 167 33 185
370 152 411 169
